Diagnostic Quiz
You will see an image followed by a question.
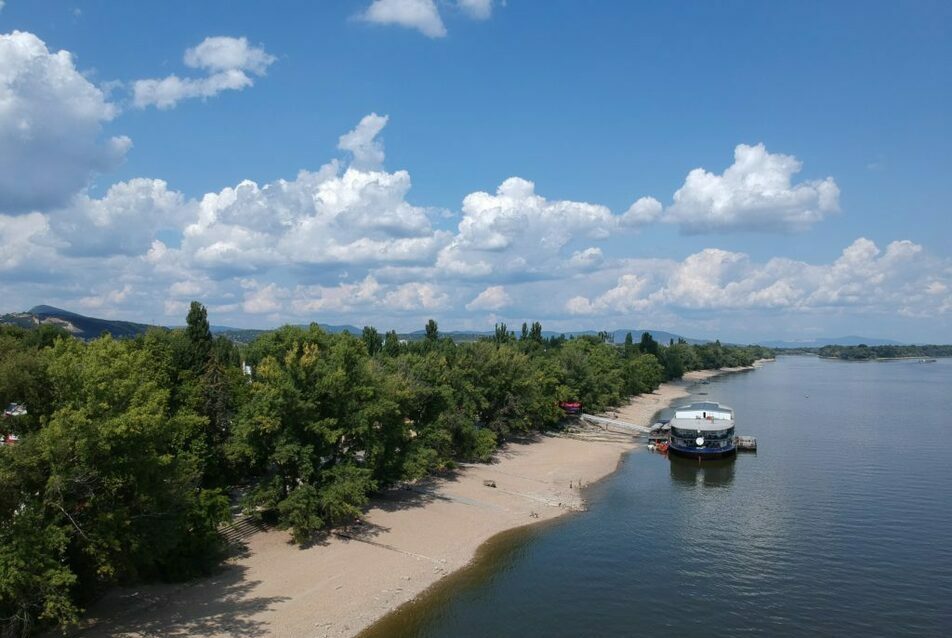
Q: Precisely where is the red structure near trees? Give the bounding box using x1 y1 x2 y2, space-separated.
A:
559 401 582 415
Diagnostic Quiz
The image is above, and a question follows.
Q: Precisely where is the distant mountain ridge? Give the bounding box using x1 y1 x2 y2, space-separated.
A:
3 306 906 348
1 306 710 345
399 328 706 344
0 307 367 343
758 336 904 349
0 305 155 340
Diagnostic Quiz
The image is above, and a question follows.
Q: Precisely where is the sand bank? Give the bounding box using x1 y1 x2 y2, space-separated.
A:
75 362 767 638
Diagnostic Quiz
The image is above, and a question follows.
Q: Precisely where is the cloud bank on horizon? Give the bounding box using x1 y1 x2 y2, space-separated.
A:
0 27 949 342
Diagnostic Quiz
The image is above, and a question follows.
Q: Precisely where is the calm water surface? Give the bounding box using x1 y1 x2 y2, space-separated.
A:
363 356 952 637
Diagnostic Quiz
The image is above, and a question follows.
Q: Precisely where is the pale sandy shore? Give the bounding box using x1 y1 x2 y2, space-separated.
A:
74 361 767 638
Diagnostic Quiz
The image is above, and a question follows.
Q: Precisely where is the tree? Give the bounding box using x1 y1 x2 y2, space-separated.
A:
0 312 773 634
661 345 685 379
383 330 401 357
494 323 511 345
0 336 53 432
185 301 213 373
623 332 635 359
424 319 439 342
362 326 383 356
639 331 660 358
0 335 229 635
529 322 543 343
233 327 398 542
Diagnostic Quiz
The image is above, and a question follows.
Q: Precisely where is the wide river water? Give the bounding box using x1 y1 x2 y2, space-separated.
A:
362 355 952 637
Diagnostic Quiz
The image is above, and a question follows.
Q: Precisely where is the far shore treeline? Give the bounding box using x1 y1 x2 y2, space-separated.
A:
0 302 770 636
799 344 952 360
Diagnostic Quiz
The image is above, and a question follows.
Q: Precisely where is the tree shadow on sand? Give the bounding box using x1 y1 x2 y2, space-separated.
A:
367 471 464 514
73 565 289 638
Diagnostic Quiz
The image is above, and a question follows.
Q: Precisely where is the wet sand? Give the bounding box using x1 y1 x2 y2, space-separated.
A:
75 362 767 638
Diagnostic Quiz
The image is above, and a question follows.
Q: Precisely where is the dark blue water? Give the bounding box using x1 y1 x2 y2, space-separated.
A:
362 356 952 637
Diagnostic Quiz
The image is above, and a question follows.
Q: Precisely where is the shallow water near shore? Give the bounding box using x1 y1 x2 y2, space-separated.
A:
361 356 952 637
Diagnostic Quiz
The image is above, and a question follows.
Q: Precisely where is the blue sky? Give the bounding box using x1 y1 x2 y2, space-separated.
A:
1 1 950 342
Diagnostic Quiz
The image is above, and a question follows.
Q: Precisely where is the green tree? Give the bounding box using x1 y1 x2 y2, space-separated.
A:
424 319 439 342
0 335 229 635
639 331 659 357
529 321 544 343
233 327 399 542
185 301 213 373
383 330 401 357
362 326 383 356
494 323 511 345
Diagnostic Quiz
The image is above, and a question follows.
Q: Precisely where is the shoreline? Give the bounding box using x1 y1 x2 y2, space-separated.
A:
75 361 768 638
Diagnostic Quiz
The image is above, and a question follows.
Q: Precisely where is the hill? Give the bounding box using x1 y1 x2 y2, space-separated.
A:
398 328 704 344
0 306 155 340
0 306 716 347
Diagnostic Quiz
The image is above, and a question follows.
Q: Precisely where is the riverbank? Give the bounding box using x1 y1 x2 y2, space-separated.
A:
608 361 770 427
74 362 767 638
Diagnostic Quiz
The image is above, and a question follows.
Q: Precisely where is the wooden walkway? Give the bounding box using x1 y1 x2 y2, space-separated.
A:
580 413 652 435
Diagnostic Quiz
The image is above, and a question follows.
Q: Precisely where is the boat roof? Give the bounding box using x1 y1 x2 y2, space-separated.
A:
669 417 735 432
674 401 733 413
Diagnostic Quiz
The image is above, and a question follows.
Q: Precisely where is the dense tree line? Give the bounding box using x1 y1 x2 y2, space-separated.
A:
811 344 952 360
0 306 770 636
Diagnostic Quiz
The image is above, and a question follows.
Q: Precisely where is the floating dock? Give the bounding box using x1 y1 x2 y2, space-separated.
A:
734 435 757 451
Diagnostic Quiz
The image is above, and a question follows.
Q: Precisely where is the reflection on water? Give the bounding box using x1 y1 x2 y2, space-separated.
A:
668 455 735 487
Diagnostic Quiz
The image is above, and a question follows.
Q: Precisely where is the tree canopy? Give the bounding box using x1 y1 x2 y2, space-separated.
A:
0 307 771 635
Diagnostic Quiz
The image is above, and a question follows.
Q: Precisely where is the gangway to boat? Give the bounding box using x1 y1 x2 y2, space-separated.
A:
580 413 652 435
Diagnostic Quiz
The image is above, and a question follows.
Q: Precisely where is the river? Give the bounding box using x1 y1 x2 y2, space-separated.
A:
361 355 952 637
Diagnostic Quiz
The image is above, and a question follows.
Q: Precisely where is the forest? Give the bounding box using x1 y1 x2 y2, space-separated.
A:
812 344 952 360
0 303 770 636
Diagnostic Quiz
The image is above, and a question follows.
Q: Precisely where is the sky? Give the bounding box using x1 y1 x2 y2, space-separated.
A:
1 0 950 342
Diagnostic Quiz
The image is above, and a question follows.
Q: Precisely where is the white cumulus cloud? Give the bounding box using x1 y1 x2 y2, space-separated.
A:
466 285 511 311
457 0 494 20
362 0 447 38
338 113 389 170
360 0 498 37
620 196 663 227
437 177 615 280
2 104 946 342
51 178 189 257
0 212 52 273
242 281 286 314
133 36 275 109
565 238 950 323
664 143 839 234
0 31 130 213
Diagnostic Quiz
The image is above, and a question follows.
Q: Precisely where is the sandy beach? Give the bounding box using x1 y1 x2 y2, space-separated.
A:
74 362 767 638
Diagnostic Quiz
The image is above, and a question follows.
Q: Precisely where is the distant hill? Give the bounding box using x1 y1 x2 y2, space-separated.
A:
398 327 704 344
0 305 155 340
758 336 904 349
0 306 722 347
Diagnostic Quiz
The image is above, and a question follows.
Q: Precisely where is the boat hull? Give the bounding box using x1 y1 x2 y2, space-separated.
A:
668 444 737 460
